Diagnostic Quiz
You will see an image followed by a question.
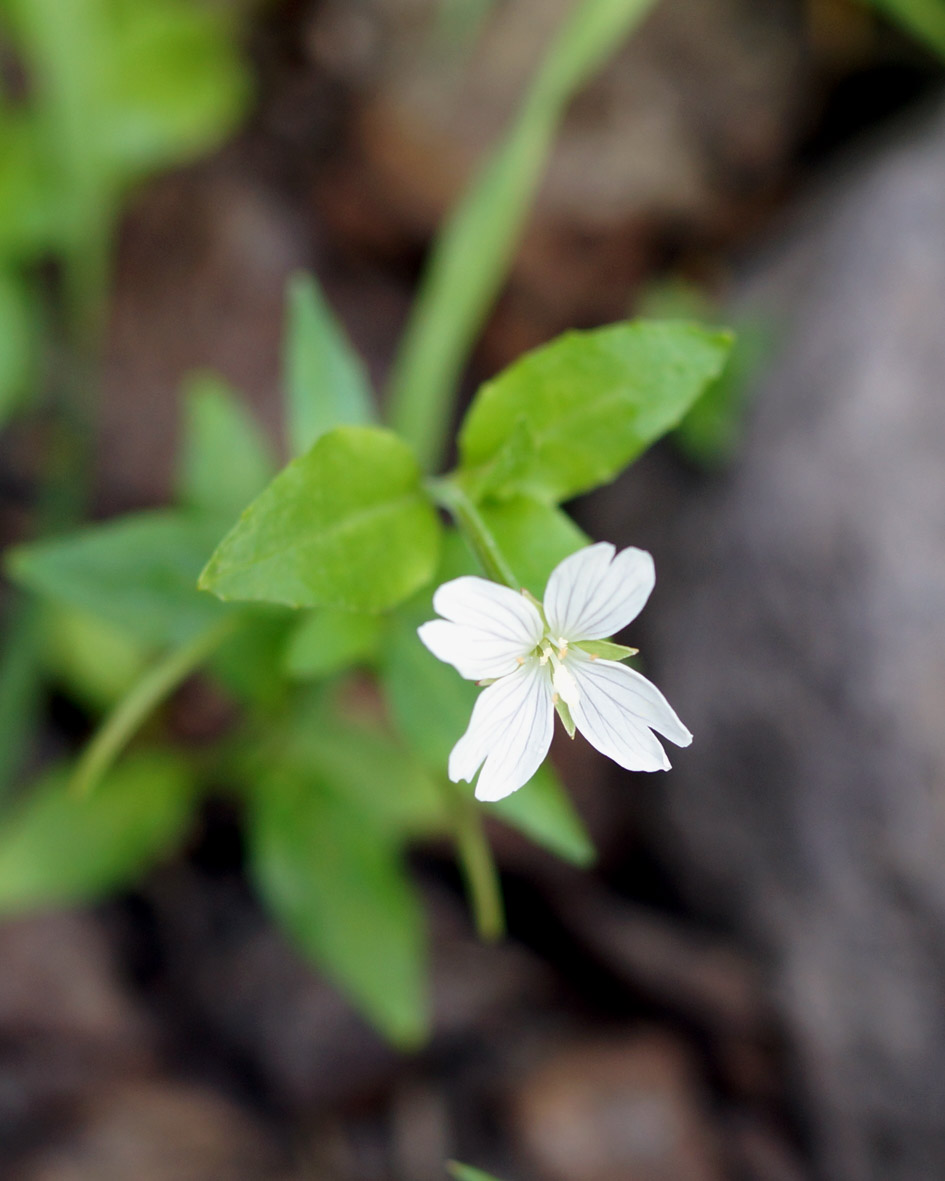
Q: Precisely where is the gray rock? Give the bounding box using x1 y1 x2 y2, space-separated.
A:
644 98 945 1181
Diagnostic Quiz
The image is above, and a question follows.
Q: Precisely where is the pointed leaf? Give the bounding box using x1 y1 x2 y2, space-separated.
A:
100 0 250 179
7 511 228 647
447 1163 507 1181
0 268 36 425
199 426 441 612
284 273 375 456
459 321 733 503
177 372 274 520
0 752 196 913
248 769 428 1046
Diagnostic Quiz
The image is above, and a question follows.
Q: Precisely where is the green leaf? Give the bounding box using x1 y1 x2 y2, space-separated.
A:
381 595 594 866
248 769 428 1046
99 0 250 181
0 598 45 801
489 765 594 866
382 594 479 772
447 1162 507 1181
865 0 945 59
284 607 383 679
0 751 196 912
0 111 64 257
42 604 149 710
387 0 660 470
177 372 274 520
455 416 537 503
7 510 228 647
273 694 447 839
637 277 765 470
199 426 441 613
284 272 375 457
459 320 732 503
208 609 294 710
0 267 36 426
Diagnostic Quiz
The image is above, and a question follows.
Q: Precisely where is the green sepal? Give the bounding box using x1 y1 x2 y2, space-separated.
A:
554 695 576 739
574 639 639 661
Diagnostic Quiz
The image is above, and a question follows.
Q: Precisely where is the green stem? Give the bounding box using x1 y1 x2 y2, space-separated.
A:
71 614 238 797
452 787 505 941
427 478 518 589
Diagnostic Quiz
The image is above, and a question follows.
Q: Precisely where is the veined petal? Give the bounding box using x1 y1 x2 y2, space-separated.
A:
544 543 655 642
418 619 536 680
568 651 691 772
448 659 554 802
433 576 543 650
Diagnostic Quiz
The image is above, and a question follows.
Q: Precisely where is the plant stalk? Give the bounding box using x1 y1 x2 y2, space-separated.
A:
426 478 518 589
71 614 238 797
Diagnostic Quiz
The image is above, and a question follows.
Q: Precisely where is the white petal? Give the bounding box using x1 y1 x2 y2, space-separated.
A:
448 659 554 802
418 576 543 680
568 651 691 773
418 619 535 681
433 576 543 647
544 542 655 642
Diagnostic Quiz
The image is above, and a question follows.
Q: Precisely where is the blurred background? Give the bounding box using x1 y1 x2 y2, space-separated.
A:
1 1 945 1178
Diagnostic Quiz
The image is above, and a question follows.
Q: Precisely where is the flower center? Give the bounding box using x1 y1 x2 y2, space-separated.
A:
537 637 580 707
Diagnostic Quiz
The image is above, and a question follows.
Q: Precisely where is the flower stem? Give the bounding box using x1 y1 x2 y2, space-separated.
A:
71 614 239 797
453 788 505 941
426 478 518 589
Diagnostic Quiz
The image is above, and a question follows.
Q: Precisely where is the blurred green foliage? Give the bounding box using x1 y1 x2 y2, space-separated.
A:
865 0 945 60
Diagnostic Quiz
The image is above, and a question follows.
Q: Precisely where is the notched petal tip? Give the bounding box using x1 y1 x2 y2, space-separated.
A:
543 541 656 642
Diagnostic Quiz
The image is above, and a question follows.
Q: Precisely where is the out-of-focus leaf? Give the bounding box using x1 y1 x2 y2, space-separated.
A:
436 0 499 47
7 510 228 647
458 321 732 504
388 0 660 470
489 765 595 866
177 372 274 520
382 600 478 772
0 111 63 256
248 768 428 1046
637 278 764 469
0 751 196 912
100 0 250 180
672 321 768 469
284 273 375 457
284 607 383 679
0 0 107 232
199 426 441 612
4 0 248 192
447 1162 507 1181
275 694 447 838
209 609 293 710
42 604 149 710
0 267 36 425
0 600 44 800
866 0 945 59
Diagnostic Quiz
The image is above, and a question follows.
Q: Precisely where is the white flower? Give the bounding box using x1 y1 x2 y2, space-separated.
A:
417 542 692 802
